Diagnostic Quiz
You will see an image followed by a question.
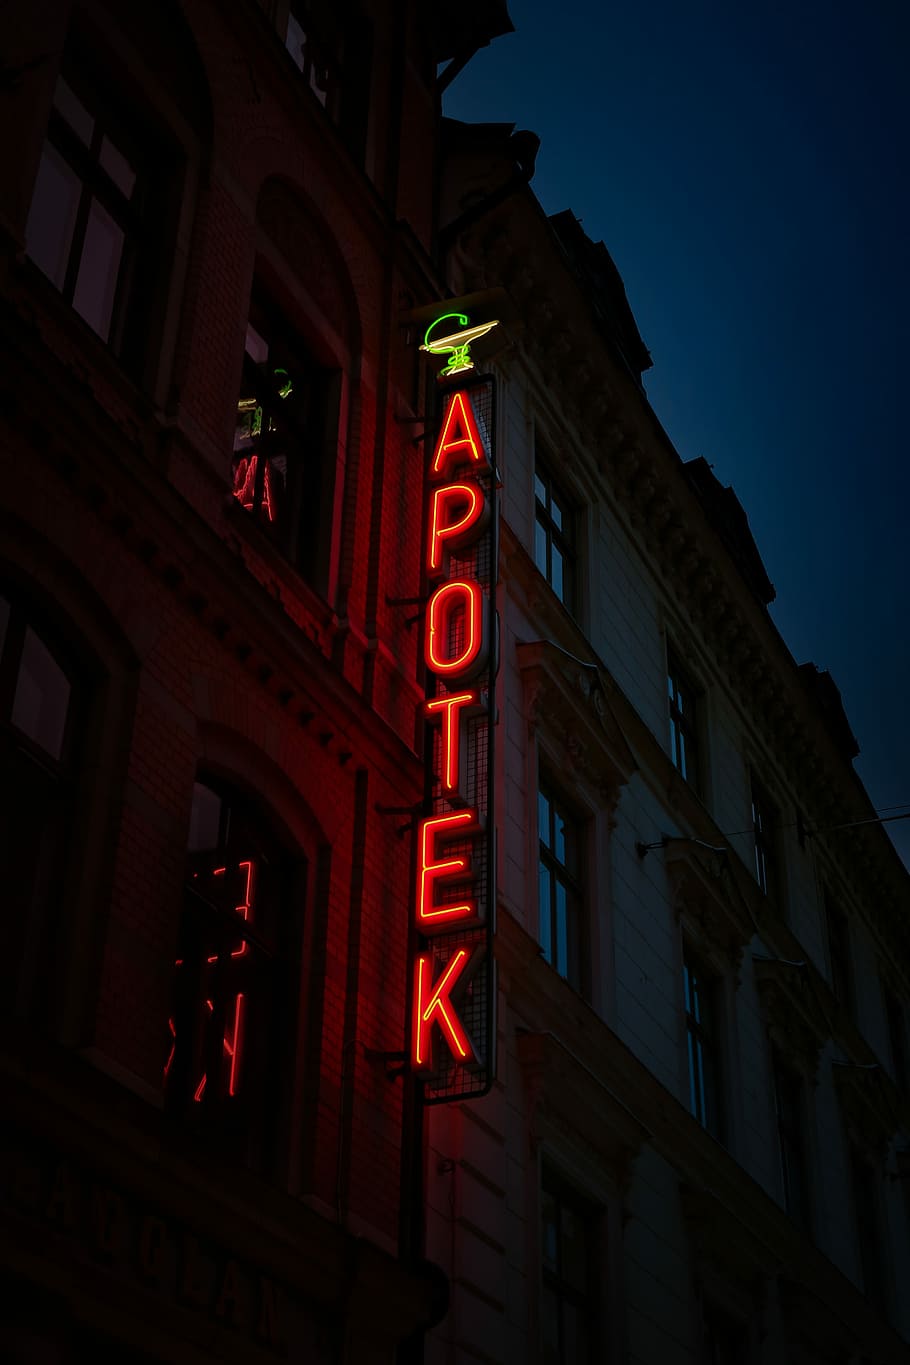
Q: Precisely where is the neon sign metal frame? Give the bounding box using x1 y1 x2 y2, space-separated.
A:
411 369 498 1104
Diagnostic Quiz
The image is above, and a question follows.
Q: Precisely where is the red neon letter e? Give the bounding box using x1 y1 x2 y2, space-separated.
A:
417 810 478 926
425 579 486 680
428 483 486 575
430 390 488 480
412 948 476 1073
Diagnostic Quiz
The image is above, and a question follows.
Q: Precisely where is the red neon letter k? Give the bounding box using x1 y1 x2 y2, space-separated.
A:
412 949 476 1073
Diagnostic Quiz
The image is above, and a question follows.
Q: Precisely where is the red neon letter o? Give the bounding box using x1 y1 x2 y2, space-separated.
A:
425 579 486 680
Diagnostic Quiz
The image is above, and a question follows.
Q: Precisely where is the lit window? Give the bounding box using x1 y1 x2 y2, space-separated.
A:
667 653 701 792
0 592 79 1012
165 779 298 1165
538 780 584 990
25 66 161 364
824 894 853 1013
683 949 723 1140
750 776 778 897
232 286 330 578
540 1170 598 1365
772 1051 810 1231
534 456 576 612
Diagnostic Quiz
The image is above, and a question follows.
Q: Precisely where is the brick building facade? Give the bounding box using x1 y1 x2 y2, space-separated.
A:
0 0 507 1358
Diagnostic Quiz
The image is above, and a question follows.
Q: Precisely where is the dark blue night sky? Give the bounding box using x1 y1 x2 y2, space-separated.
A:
445 0 910 867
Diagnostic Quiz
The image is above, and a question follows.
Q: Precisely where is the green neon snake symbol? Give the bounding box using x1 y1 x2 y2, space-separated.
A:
420 312 500 378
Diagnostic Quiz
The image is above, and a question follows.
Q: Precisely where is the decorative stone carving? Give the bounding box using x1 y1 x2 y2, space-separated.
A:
753 957 830 1080
516 639 637 803
517 1029 648 1189
832 1060 901 1155
665 840 755 975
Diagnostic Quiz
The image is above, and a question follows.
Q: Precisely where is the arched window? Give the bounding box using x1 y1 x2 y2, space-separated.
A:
0 592 81 1015
164 777 303 1172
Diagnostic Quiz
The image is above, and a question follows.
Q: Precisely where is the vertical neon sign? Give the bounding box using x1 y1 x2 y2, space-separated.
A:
412 371 498 1101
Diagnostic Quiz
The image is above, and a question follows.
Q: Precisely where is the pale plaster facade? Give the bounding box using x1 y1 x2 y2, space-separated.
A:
424 124 910 1365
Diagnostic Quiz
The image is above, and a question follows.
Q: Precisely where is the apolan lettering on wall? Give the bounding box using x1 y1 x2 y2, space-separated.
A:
412 331 498 1103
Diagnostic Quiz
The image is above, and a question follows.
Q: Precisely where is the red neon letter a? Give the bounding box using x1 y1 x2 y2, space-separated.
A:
412 948 477 1073
430 390 488 480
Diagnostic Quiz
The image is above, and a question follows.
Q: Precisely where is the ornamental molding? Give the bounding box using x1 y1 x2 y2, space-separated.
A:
516 1028 649 1190
516 638 637 808
680 1182 780 1306
832 1060 902 1156
665 841 756 976
753 957 830 1080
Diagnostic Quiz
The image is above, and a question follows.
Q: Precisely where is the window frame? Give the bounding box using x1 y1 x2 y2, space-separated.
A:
667 650 702 794
0 590 84 1021
537 774 586 993
849 1149 887 1314
534 449 578 615
540 1166 599 1365
24 52 173 377
824 893 853 1014
683 946 724 1141
772 1049 811 1232
232 279 335 584
885 986 908 1091
750 773 778 899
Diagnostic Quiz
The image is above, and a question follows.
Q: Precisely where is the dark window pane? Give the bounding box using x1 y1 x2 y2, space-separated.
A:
12 627 71 759
72 197 124 339
53 76 94 143
539 790 551 846
560 1204 588 1291
188 782 222 853
541 1285 560 1365
534 520 548 576
555 881 568 976
541 1188 559 1270
26 144 81 289
538 863 552 964
99 135 137 199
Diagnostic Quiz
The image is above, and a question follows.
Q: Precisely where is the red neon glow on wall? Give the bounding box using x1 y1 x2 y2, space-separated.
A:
427 483 485 574
425 579 485 679
417 810 478 925
233 454 276 522
425 691 478 792
430 390 488 480
412 949 475 1072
